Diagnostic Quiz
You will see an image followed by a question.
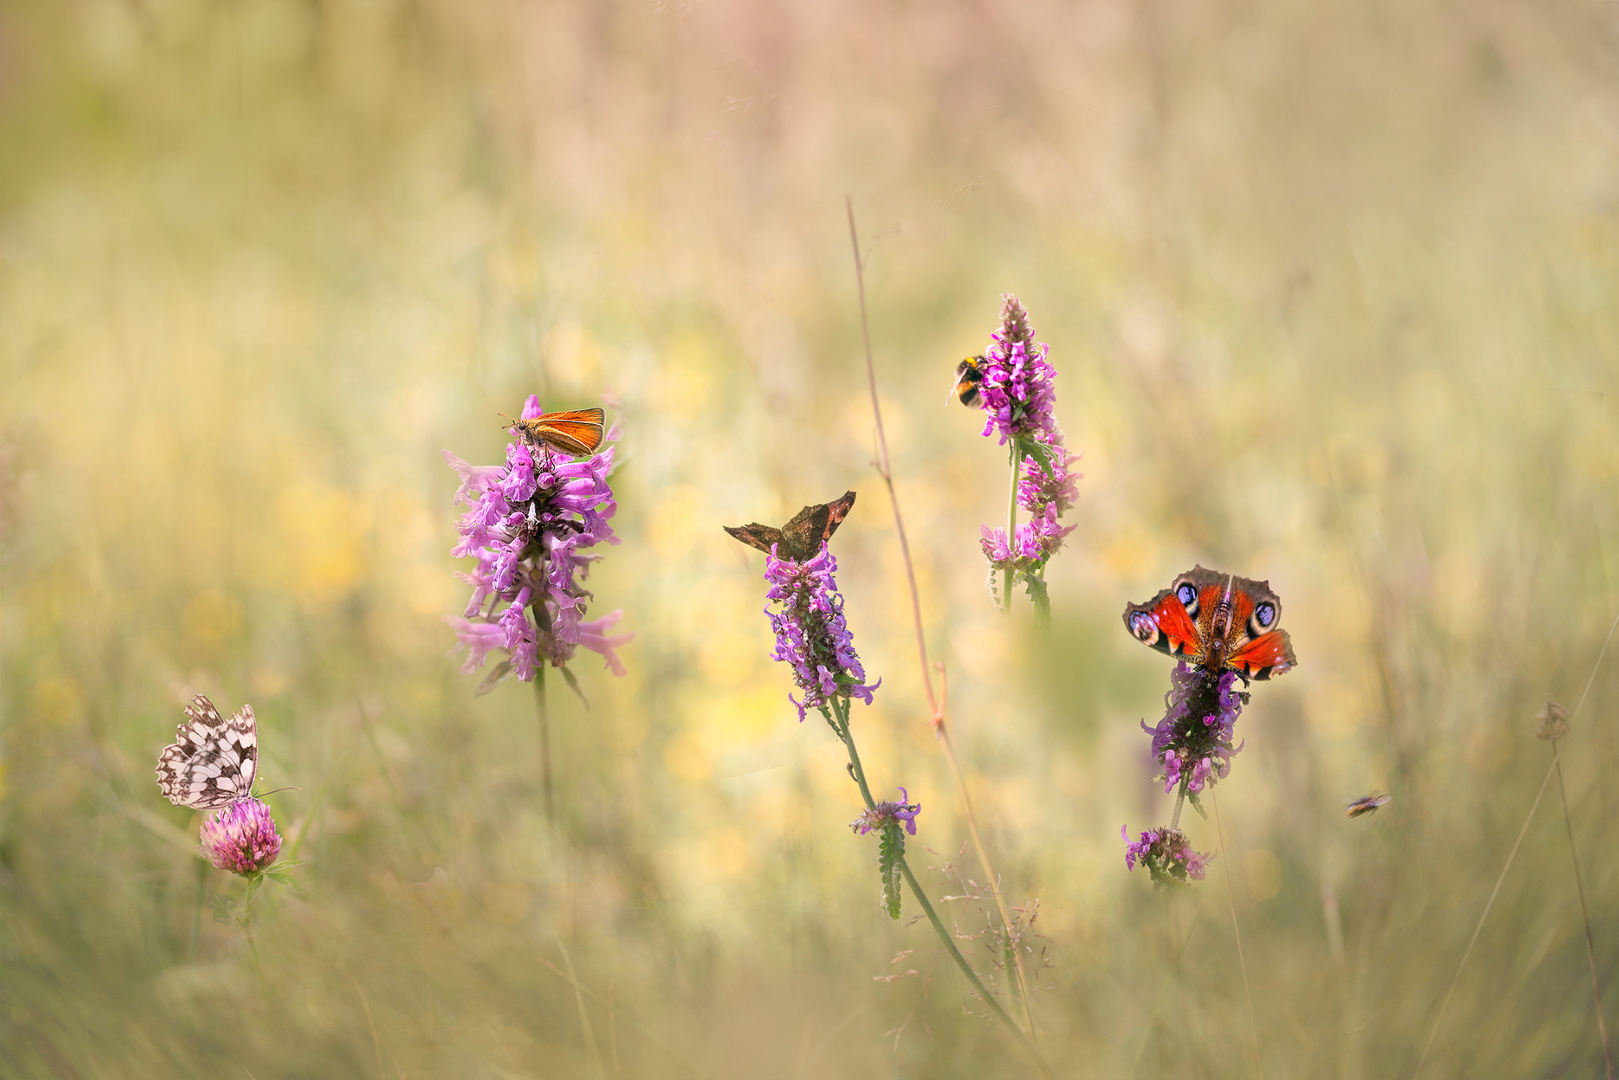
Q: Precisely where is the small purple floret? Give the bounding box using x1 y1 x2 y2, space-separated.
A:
763 541 880 721
853 787 921 836
1123 824 1211 888
443 394 632 681
200 798 282 876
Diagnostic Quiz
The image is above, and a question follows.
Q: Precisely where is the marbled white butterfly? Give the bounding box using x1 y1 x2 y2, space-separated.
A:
156 694 259 809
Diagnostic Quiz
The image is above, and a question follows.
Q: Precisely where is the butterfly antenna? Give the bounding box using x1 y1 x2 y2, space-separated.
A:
253 784 303 798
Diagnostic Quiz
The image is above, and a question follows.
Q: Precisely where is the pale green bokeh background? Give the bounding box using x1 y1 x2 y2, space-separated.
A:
2 1 1616 1077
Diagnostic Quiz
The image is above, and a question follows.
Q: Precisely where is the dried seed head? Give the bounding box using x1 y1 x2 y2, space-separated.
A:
1534 699 1569 741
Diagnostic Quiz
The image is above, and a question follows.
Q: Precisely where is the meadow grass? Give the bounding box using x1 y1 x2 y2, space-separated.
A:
3 1 1616 1077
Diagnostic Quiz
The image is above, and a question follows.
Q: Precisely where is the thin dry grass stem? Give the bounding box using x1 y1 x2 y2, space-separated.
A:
351 975 386 1080
282 752 348 865
845 199 1038 1039
1126 900 1203 1080
1414 604 1619 1079
557 935 608 1080
830 696 1056 1079
533 951 703 1077
801 1003 865 1074
608 976 621 1079
358 697 405 812
1413 752 1559 1079
1550 742 1613 1080
1211 791 1264 1080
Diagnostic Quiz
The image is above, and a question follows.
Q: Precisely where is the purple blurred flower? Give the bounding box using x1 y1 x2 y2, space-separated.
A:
1140 662 1246 794
969 296 1082 589
1122 825 1211 889
852 787 921 836
200 798 282 876
444 395 632 683
763 541 880 721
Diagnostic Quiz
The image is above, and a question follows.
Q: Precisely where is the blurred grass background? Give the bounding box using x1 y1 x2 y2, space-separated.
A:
2 0 1616 1076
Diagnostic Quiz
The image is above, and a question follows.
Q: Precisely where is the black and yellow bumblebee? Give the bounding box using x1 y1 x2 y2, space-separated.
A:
948 355 985 407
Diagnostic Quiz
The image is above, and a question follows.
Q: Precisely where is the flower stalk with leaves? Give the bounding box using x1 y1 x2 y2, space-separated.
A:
852 787 921 919
1123 663 1243 889
734 518 1055 1079
443 393 633 820
963 295 1081 620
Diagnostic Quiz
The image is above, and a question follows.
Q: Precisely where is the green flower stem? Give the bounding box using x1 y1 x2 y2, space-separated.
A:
535 664 554 826
828 697 1055 1079
1170 778 1188 830
244 909 268 1000
189 857 207 961
1004 450 1020 612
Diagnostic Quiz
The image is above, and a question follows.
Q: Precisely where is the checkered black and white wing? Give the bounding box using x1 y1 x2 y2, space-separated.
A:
156 695 258 809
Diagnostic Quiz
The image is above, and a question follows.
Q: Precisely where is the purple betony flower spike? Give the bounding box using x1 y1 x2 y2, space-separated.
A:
762 541 880 722
1141 662 1247 793
200 798 283 876
443 395 632 685
966 295 1083 594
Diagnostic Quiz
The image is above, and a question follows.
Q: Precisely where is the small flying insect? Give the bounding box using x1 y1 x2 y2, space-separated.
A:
1345 792 1392 819
505 407 606 457
947 355 985 408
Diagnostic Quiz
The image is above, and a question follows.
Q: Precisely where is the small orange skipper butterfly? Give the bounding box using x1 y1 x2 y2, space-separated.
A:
508 407 606 457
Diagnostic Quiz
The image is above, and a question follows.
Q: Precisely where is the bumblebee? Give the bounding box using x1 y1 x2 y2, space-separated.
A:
949 355 985 407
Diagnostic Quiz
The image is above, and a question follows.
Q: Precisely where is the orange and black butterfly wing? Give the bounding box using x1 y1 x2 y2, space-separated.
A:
1220 571 1295 680
1127 564 1298 679
779 490 857 560
723 523 788 556
1123 586 1204 662
1228 629 1296 680
527 408 605 455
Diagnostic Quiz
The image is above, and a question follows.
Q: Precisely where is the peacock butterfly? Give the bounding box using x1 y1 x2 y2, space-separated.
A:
1123 565 1297 681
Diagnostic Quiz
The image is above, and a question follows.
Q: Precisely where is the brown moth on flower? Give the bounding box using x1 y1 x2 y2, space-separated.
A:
724 490 857 563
